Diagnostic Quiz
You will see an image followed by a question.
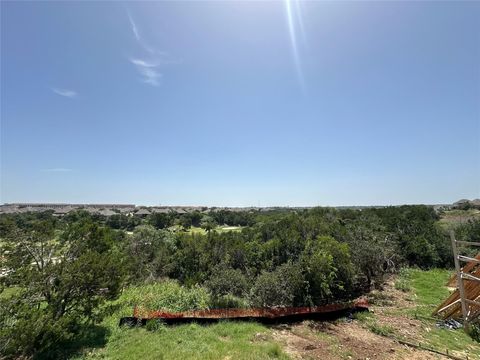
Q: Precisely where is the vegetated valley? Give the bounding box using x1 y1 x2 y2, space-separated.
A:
1 205 479 359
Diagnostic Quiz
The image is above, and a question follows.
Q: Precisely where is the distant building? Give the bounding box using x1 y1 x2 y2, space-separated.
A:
98 209 116 217
135 208 151 217
453 199 470 207
3 203 134 209
452 199 480 209
0 203 135 215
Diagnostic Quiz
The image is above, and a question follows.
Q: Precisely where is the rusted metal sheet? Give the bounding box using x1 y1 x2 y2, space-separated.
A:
121 298 368 325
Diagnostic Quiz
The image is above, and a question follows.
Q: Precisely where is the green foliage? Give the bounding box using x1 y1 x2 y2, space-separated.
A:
145 319 166 332
372 205 451 268
209 210 255 227
394 278 411 292
467 324 480 343
0 214 127 359
119 280 211 313
394 268 412 292
211 294 250 309
302 236 354 304
175 211 203 229
127 225 175 281
205 265 249 299
0 295 80 358
148 212 174 229
343 213 398 288
249 262 305 307
353 310 373 323
106 213 140 230
200 215 217 232
457 219 480 257
0 205 464 358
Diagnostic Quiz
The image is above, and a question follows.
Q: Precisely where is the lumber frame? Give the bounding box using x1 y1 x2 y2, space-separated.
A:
457 255 480 264
450 231 468 322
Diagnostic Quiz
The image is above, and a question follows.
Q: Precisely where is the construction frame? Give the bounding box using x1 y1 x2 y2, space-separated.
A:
448 230 480 324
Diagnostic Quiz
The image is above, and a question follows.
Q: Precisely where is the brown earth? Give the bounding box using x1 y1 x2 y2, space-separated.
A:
270 278 455 360
271 321 446 360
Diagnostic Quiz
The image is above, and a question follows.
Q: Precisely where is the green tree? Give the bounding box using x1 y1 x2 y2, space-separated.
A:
1 217 126 359
301 236 354 304
127 225 175 280
200 215 217 232
148 212 173 229
344 214 399 288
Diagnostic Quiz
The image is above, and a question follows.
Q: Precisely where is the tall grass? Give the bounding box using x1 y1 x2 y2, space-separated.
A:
118 280 211 313
73 281 288 359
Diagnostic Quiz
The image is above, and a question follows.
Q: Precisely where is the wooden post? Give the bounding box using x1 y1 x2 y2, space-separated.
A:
450 230 468 323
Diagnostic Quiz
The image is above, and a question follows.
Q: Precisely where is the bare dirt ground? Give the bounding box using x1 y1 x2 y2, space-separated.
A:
270 278 461 360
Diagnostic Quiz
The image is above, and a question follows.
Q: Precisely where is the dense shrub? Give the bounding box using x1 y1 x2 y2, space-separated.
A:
301 236 354 304
457 219 480 258
148 212 174 229
468 323 480 343
204 265 250 298
371 205 451 268
0 296 80 359
249 262 305 307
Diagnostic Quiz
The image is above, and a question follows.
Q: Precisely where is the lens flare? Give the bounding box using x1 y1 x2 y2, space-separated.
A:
284 0 306 92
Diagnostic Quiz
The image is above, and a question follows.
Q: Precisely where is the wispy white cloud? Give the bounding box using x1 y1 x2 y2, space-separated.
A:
126 9 157 54
42 168 73 172
126 10 179 87
130 58 162 86
127 10 140 42
130 58 158 68
52 88 77 98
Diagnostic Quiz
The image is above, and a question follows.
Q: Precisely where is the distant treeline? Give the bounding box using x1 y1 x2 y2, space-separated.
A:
1 206 479 359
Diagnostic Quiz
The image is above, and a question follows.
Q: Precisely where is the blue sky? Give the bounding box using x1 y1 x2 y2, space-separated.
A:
1 1 479 206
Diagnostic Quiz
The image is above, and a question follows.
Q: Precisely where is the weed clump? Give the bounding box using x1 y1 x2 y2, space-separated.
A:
394 268 412 292
120 280 211 312
145 319 166 332
467 323 480 343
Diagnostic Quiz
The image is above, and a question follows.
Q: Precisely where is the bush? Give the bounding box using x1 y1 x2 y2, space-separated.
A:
467 323 480 343
0 294 78 359
395 268 412 292
145 319 166 332
302 236 354 304
205 266 249 298
249 262 305 307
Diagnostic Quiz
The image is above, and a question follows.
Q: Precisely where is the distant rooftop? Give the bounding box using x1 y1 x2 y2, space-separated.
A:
3 203 135 209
